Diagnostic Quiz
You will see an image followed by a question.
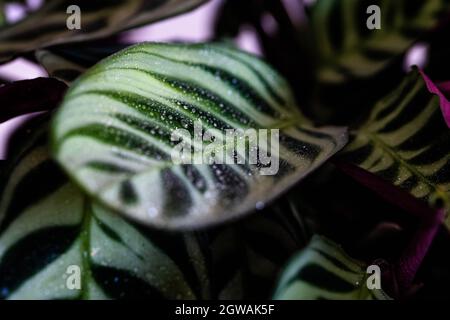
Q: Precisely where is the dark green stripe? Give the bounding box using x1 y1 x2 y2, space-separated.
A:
61 124 170 162
91 265 166 300
0 226 80 299
1 160 67 235
84 161 136 174
129 50 281 117
108 67 258 127
314 248 356 273
294 264 356 292
206 45 287 106
161 169 193 217
119 180 139 205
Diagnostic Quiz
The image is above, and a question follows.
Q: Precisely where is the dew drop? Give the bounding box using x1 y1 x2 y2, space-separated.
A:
255 201 265 210
147 207 158 217
1 287 9 297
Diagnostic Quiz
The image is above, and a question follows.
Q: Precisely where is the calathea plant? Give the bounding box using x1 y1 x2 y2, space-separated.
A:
1 0 450 300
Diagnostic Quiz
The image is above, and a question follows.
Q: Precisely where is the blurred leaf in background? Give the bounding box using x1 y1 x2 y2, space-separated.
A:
0 0 209 63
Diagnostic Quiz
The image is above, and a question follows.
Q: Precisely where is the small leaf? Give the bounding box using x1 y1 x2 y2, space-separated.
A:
340 68 450 227
0 0 208 63
51 42 348 229
273 235 391 300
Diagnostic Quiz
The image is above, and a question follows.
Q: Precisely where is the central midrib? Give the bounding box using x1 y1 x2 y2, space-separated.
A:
361 130 449 206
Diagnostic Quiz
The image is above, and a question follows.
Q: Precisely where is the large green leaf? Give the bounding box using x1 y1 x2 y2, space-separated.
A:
0 0 208 63
311 0 450 123
0 122 308 299
340 68 450 226
273 235 391 300
51 42 347 229
0 127 211 299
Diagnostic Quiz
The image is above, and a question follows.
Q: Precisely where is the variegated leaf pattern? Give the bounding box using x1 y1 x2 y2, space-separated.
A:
273 235 391 300
0 128 213 299
340 68 450 226
0 123 310 299
310 0 450 122
313 0 450 86
0 0 208 63
51 42 348 229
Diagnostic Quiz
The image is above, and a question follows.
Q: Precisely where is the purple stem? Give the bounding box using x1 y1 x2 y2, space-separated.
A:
419 70 450 128
0 77 67 124
437 81 450 94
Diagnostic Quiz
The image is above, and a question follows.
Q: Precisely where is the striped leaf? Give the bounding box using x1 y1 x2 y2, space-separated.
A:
340 68 450 227
0 127 211 299
311 0 450 122
273 235 391 300
0 123 311 299
314 0 450 85
51 42 348 229
0 0 208 63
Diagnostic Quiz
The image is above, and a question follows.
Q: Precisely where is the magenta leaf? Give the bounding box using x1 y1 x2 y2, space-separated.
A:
395 208 445 296
0 77 67 124
419 70 450 128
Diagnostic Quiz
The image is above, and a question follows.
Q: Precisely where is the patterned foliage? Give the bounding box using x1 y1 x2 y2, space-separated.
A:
341 69 450 226
310 0 450 122
273 235 391 300
51 42 347 229
0 127 206 299
0 0 207 62
0 124 307 299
